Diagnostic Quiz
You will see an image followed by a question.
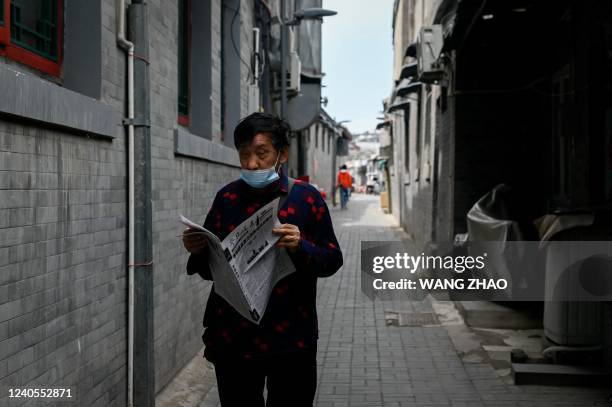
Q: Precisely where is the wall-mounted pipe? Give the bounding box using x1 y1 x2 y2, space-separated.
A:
116 0 135 406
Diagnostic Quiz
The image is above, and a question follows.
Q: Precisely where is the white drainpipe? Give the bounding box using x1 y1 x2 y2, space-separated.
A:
116 1 135 406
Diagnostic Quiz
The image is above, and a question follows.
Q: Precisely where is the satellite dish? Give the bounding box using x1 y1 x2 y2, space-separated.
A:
286 80 322 131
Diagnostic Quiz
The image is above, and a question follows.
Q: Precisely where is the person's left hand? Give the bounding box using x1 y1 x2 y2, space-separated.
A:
272 224 301 253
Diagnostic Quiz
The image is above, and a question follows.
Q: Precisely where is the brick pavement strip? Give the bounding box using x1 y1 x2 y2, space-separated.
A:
194 194 611 407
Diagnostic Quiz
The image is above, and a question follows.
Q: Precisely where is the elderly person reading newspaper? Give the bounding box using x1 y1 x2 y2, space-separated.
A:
182 113 343 407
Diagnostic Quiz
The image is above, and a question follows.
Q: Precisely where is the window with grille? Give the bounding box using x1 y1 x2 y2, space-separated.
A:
178 0 190 125
0 2 6 38
0 0 62 76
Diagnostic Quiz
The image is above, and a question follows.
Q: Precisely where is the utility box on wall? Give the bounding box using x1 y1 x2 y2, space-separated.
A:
247 84 260 114
417 25 444 83
289 51 302 93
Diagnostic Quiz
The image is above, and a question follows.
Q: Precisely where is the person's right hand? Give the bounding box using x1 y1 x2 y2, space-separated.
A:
182 228 208 255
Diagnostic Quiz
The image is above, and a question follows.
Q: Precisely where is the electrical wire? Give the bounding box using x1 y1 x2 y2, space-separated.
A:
224 2 256 83
457 0 488 55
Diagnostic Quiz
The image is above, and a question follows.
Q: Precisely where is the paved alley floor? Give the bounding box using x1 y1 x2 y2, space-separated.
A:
199 193 611 407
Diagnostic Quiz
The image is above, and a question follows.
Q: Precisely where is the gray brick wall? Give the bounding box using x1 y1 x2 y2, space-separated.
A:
434 85 454 242
408 88 437 244
211 0 222 142
0 0 127 405
305 124 336 200
239 0 255 115
390 90 439 245
147 0 257 393
0 121 127 406
0 0 258 404
389 112 404 227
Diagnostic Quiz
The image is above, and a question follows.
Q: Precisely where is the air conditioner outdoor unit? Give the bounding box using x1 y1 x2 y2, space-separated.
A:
417 25 444 83
275 29 301 94
275 53 301 94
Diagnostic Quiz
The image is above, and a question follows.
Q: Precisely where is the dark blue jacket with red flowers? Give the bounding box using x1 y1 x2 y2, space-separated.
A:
186 171 343 362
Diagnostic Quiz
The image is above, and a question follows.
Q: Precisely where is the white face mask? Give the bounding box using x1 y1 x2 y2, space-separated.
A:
239 152 281 188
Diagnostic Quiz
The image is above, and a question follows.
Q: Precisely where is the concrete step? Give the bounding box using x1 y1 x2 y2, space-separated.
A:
512 363 612 387
455 301 542 329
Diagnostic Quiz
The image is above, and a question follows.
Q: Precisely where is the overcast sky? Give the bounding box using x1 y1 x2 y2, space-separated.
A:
321 0 394 134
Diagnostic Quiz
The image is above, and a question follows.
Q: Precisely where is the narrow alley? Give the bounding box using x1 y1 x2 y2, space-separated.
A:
190 194 612 407
2 1 612 406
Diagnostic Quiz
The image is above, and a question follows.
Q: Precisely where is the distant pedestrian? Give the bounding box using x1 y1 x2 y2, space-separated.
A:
183 113 343 406
336 164 352 210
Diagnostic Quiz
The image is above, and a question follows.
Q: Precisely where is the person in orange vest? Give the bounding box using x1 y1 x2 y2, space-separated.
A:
336 164 352 210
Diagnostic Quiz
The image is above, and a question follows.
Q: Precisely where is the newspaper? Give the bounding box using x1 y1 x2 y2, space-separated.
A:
180 197 296 324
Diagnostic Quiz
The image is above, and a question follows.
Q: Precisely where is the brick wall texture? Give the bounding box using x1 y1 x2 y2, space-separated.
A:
0 0 257 405
302 123 337 199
